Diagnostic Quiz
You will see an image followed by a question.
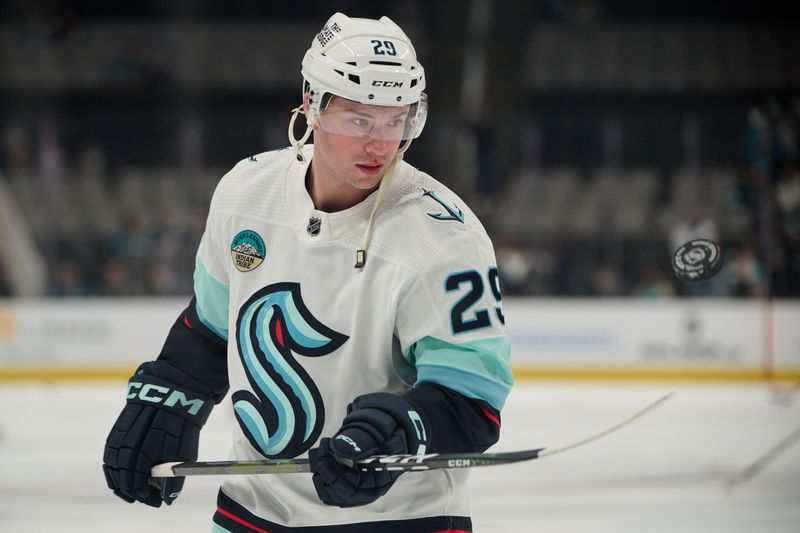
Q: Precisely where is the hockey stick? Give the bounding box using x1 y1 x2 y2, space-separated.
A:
726 423 800 490
151 391 675 479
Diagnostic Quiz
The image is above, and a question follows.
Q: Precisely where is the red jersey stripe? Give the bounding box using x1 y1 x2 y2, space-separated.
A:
480 406 501 429
216 506 272 533
274 319 285 348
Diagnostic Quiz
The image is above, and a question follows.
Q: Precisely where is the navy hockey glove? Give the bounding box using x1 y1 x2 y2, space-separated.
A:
103 361 214 507
309 392 430 508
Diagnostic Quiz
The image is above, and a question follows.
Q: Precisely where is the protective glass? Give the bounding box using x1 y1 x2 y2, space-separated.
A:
316 93 428 141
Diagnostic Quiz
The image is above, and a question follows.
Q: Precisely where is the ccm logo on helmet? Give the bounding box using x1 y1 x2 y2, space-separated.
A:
127 381 206 416
372 80 404 87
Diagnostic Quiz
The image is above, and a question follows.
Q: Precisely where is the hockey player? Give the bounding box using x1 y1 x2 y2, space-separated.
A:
103 12 513 532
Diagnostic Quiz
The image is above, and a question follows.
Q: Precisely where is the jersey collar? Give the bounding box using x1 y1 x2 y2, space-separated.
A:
284 144 410 243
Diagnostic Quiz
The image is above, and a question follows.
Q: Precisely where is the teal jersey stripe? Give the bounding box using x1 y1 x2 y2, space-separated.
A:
194 255 230 341
407 335 513 410
416 365 511 411
211 523 232 533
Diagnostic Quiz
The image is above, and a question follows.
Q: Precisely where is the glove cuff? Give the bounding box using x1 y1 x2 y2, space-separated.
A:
126 364 214 426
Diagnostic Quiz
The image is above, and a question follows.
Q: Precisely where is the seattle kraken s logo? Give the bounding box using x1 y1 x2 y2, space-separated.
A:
233 283 348 459
422 188 465 223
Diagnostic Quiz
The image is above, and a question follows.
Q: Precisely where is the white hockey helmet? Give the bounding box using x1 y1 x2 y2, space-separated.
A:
299 12 427 141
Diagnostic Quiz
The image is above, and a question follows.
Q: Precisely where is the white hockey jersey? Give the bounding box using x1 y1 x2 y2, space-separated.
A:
194 145 512 530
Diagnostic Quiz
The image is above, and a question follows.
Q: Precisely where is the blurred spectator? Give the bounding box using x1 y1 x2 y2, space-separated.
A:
151 207 188 263
151 206 197 294
743 107 771 182
633 265 676 299
773 163 800 296
761 98 800 297
528 242 564 295
100 258 130 296
189 206 208 240
591 265 622 296
146 260 183 295
776 163 800 225
105 210 153 293
667 209 719 255
0 259 12 297
765 98 799 172
49 259 88 296
724 237 766 297
494 237 532 295
769 233 797 297
774 116 798 165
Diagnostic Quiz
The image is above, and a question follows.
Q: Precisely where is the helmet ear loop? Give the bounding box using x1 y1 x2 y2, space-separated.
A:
288 106 314 162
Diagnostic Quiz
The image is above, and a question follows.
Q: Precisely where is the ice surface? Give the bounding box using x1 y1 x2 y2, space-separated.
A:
0 381 797 532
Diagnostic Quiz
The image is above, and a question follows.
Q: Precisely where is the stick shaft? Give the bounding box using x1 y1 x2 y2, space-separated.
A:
152 391 675 478
728 424 800 487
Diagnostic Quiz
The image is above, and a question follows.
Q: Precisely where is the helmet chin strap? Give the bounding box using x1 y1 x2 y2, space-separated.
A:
355 135 415 269
288 106 314 162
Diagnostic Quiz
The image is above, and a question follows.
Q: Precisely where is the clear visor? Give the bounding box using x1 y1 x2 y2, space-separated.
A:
316 93 428 141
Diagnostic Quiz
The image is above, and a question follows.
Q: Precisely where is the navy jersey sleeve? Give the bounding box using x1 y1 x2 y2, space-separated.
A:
155 209 231 401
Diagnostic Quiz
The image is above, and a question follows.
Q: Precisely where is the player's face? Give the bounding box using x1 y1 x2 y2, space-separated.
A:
312 97 405 193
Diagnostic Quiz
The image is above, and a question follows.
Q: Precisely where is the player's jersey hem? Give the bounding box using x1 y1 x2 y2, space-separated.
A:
212 489 473 532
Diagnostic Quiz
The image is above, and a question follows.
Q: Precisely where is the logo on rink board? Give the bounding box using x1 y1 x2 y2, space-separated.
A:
231 230 266 272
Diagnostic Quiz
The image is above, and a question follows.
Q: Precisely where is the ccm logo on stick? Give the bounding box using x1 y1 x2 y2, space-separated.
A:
448 459 472 467
127 382 206 416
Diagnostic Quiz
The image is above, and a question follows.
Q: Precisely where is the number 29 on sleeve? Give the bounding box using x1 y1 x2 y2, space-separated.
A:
445 267 505 335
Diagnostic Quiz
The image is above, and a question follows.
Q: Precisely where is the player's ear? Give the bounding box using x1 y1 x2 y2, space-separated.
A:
302 92 311 115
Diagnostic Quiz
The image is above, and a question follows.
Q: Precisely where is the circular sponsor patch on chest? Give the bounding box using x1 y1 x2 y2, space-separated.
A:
230 230 266 272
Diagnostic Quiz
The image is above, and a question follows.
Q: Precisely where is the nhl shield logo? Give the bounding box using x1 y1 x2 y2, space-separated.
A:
231 230 266 272
307 217 322 236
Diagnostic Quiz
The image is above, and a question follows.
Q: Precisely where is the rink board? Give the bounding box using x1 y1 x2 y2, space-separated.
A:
0 298 798 381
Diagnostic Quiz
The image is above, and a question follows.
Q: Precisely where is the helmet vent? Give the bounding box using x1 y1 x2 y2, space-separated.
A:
348 74 361 84
410 78 418 88
370 61 402 66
